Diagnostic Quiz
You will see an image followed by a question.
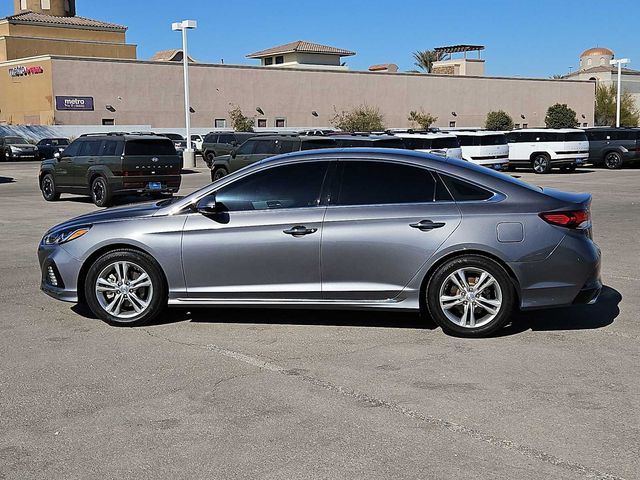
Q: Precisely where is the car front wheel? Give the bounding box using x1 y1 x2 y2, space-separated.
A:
41 173 60 201
532 154 551 174
426 255 515 337
91 176 112 207
604 152 623 170
85 249 167 327
212 167 228 182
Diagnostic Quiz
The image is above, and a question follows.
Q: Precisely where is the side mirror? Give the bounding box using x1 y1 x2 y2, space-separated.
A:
231 149 237 158
53 151 61 159
196 195 219 215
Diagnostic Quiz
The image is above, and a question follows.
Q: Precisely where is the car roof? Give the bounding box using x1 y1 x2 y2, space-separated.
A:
329 134 401 140
510 128 585 133
448 131 506 136
78 134 173 141
394 132 457 139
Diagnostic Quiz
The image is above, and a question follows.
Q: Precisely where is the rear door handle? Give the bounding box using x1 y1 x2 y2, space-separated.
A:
283 225 318 237
410 220 446 231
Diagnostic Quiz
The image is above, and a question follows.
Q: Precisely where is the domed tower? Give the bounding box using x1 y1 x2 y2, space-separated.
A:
579 47 614 71
13 0 75 17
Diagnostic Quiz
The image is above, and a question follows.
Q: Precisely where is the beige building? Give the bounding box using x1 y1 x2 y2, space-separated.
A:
0 54 595 128
0 0 136 62
565 47 640 112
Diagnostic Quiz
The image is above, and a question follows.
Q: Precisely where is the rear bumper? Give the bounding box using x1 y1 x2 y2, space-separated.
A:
110 175 181 195
512 233 602 310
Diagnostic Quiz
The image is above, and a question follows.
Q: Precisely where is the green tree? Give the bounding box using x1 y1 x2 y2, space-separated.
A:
545 103 579 129
595 84 639 127
332 105 385 132
412 50 446 73
408 110 438 129
485 110 514 131
228 105 254 132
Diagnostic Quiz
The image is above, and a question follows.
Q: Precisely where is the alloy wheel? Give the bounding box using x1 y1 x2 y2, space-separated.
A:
604 152 622 169
438 267 503 328
95 261 154 320
93 180 105 203
533 156 549 173
42 176 53 197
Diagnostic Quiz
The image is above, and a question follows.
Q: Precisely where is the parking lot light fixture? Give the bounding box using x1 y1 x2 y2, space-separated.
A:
172 19 198 168
610 58 630 128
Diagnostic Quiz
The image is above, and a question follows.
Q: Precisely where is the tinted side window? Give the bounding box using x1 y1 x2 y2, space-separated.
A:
215 162 330 211
441 175 494 201
563 132 588 142
253 140 277 155
101 140 123 156
236 140 256 155
456 135 473 146
61 140 82 157
218 134 235 144
278 140 297 154
338 161 436 205
204 134 217 143
301 139 337 150
402 137 429 150
432 137 460 149
79 140 102 156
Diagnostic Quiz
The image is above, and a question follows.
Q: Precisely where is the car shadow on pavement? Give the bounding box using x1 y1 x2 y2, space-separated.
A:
495 285 621 337
0 176 15 184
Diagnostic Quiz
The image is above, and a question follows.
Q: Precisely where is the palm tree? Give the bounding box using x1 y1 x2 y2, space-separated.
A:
413 50 446 73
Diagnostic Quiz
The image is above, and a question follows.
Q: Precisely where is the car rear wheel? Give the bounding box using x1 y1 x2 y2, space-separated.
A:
212 167 228 182
85 249 167 327
426 255 515 337
41 173 60 201
532 154 551 174
91 176 112 207
604 151 623 170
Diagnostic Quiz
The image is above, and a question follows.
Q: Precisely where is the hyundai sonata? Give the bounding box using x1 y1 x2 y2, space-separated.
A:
38 149 601 337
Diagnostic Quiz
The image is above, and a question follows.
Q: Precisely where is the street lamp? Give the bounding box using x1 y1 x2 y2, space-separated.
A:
172 19 197 168
610 57 630 128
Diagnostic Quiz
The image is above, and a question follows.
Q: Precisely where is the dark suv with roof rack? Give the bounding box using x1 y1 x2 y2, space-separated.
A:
585 127 640 169
210 134 337 181
201 131 266 167
39 133 182 207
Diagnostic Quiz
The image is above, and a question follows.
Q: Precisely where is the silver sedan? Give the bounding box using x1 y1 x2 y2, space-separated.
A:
38 149 601 337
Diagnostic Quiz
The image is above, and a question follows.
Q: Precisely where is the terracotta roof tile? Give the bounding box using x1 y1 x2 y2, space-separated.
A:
247 40 354 58
6 10 126 31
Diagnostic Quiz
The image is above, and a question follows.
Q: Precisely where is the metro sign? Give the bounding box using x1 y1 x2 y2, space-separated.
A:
9 66 44 77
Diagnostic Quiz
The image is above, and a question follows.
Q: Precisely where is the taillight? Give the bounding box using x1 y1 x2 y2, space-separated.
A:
539 210 590 228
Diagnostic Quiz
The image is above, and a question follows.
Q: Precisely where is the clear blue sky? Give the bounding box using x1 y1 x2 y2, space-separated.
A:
2 0 639 77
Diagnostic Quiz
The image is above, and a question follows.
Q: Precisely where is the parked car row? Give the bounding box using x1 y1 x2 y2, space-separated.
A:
1 136 70 161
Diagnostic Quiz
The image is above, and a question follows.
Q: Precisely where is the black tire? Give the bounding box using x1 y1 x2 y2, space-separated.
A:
3 149 11 162
603 151 623 170
91 176 113 207
426 255 515 337
206 151 216 164
532 154 551 174
84 248 167 327
41 173 60 201
212 167 228 182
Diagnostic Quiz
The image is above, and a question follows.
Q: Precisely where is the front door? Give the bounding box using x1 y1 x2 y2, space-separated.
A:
181 160 331 300
53 139 83 189
321 159 461 301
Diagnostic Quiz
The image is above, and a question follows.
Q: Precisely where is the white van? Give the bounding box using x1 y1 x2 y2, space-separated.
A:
505 129 589 174
394 132 463 159
449 131 509 171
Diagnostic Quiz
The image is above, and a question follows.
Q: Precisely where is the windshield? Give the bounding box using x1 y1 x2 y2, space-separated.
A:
5 137 29 144
161 134 184 141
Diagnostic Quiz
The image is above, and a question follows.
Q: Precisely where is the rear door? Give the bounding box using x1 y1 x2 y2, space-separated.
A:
321 159 461 301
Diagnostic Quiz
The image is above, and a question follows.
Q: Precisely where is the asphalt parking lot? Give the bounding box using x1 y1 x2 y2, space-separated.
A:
1 161 638 480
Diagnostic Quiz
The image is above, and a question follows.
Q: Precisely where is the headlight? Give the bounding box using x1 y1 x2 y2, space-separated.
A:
43 225 91 245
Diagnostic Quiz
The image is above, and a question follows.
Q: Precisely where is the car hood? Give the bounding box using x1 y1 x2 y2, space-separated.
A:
47 201 163 233
10 143 36 149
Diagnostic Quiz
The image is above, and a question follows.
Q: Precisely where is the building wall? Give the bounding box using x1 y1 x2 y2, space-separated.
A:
0 56 54 124
0 55 595 128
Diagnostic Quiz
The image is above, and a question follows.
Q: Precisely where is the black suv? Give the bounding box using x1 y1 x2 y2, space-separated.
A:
36 137 69 160
202 131 261 167
585 128 640 169
39 134 182 207
210 135 337 181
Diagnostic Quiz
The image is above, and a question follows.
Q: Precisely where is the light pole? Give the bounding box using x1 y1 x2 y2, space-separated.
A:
610 58 630 128
172 19 197 168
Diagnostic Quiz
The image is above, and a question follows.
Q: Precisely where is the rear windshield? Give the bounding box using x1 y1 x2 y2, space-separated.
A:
125 139 177 156
5 137 29 144
300 139 337 150
161 133 184 141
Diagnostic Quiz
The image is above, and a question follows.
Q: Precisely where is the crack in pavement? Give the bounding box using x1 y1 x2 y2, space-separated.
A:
141 328 626 480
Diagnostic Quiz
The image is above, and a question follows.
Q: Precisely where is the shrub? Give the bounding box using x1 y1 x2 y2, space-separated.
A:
485 110 514 131
545 103 578 129
408 110 438 129
332 105 385 132
228 105 254 132
595 84 639 127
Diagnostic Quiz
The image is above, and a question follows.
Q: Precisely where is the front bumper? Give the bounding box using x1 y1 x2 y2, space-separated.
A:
38 243 82 303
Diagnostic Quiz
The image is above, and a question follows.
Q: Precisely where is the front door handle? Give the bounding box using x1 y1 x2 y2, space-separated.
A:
410 220 446 231
283 225 318 237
